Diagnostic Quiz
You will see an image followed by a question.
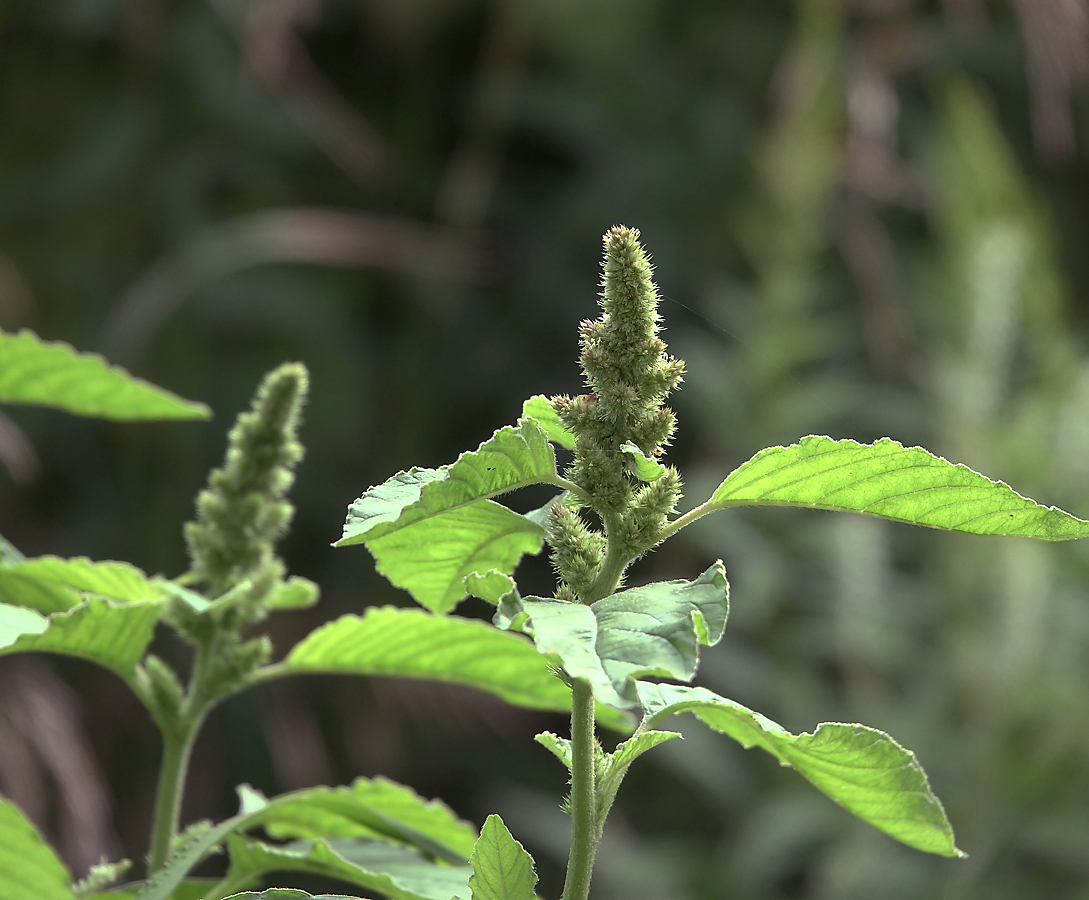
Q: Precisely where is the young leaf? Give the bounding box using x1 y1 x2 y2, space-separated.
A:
367 501 544 614
534 732 572 769
0 795 73 900
338 419 558 548
0 329 209 420
495 563 729 709
264 576 320 611
606 730 682 772
267 607 630 731
0 597 163 683
636 682 964 858
463 570 517 605
704 435 1089 539
220 835 472 900
8 557 163 605
619 441 667 482
467 815 538 900
520 395 576 450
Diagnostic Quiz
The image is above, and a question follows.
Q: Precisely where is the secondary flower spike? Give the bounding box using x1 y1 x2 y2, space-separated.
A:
550 226 685 602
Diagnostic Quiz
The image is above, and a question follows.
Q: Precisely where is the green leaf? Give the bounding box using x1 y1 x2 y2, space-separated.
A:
0 795 73 900
265 576 320 611
619 441 666 482
0 570 81 614
367 501 544 613
520 395 576 450
220 891 364 899
8 557 163 605
495 562 729 709
706 435 1089 539
243 777 477 861
0 597 163 682
221 836 472 900
272 607 630 731
338 419 557 548
606 730 682 772
85 880 218 900
637 682 964 858
468 815 537 900
463 570 517 605
0 329 209 420
0 603 49 645
534 732 572 769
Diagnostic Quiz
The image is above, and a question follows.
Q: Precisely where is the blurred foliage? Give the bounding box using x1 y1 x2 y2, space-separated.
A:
3 0 1089 898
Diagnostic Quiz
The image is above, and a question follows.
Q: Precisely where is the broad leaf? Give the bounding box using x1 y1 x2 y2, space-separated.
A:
0 329 209 420
520 395 576 450
0 597 163 682
220 836 472 900
220 891 364 899
463 570 516 605
269 607 630 730
0 569 79 614
8 557 162 605
367 501 544 613
468 815 537 900
495 563 729 709
705 435 1089 539
637 682 964 858
0 603 48 645
0 795 72 900
86 881 217 900
241 777 476 860
338 419 557 548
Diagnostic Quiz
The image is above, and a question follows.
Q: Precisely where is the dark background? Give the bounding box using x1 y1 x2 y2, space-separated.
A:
2 1 1089 898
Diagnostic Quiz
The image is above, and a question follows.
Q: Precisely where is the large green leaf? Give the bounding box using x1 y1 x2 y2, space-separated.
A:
219 836 472 900
0 795 73 900
494 563 729 709
0 329 209 420
0 569 80 614
367 501 544 613
467 816 537 900
87 881 217 900
338 418 557 548
266 607 630 731
0 597 163 682
241 777 476 860
7 557 163 605
704 435 1089 539
637 682 964 858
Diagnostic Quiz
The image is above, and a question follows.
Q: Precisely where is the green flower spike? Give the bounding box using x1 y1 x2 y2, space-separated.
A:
550 226 685 603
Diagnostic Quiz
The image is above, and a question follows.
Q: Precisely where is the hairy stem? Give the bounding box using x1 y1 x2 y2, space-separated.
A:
147 722 200 873
562 679 598 900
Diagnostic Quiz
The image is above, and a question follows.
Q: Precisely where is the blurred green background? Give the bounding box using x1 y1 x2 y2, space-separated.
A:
3 0 1089 897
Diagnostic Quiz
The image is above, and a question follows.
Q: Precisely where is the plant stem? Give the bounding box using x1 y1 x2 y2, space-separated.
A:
583 511 629 604
561 679 598 900
147 722 199 872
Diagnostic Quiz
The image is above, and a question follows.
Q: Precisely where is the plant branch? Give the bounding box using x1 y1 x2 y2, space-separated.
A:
561 679 598 900
147 720 200 873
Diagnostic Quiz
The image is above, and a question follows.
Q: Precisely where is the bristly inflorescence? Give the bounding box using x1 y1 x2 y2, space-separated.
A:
549 226 685 601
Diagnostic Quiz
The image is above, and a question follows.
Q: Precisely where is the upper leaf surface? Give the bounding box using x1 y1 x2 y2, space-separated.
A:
275 606 630 730
708 435 1089 539
0 570 80 614
637 682 964 858
223 835 472 900
339 419 557 548
0 795 72 900
468 815 538 900
367 501 544 614
9 556 163 605
0 329 209 420
0 597 163 682
520 395 576 450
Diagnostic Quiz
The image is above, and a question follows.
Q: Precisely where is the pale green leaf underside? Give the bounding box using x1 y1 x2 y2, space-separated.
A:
637 682 963 858
468 815 537 900
0 329 209 420
272 607 629 731
497 563 729 709
0 795 72 900
224 836 471 900
368 501 544 614
0 597 163 682
709 435 1089 539
620 441 667 482
0 603 48 645
339 418 557 548
520 395 576 450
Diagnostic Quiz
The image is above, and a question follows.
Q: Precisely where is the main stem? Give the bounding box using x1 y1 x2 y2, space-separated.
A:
147 722 199 872
561 679 598 900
